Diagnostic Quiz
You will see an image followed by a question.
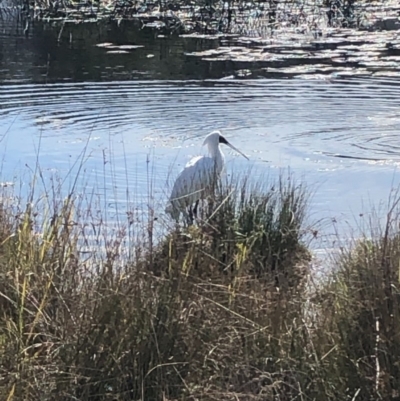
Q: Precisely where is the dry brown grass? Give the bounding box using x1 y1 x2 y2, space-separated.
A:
0 171 314 401
1 169 400 400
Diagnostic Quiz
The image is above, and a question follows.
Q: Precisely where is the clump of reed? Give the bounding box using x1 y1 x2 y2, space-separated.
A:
0 169 313 400
313 199 400 399
21 0 374 35
1 166 400 401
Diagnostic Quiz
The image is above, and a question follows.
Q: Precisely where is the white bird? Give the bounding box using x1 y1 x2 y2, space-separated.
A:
165 130 249 222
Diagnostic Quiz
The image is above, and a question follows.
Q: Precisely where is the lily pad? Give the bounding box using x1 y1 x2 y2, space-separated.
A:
106 50 129 54
96 43 144 51
96 42 114 48
113 45 144 50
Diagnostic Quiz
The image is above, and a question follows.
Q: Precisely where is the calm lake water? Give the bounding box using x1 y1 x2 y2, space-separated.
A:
1 12 400 252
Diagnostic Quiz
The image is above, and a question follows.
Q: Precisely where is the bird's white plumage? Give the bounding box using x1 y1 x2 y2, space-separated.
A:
166 153 223 220
166 130 248 221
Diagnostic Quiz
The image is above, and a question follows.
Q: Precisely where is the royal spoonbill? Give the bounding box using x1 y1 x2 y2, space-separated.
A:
165 130 249 222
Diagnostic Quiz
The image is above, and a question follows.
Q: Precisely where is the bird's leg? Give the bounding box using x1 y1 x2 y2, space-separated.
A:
187 206 194 226
193 199 200 220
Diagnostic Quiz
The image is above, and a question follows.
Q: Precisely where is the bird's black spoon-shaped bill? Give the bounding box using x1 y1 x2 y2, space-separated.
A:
219 135 249 160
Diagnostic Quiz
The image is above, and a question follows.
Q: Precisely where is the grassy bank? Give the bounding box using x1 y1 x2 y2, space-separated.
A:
1 169 400 400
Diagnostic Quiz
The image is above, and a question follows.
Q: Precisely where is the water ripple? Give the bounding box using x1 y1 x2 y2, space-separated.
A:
1 78 400 164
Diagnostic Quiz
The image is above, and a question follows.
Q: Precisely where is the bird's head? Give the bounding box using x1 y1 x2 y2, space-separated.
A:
203 130 249 160
203 130 222 148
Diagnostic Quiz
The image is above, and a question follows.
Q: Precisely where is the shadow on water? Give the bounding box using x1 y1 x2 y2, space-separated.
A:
0 14 232 82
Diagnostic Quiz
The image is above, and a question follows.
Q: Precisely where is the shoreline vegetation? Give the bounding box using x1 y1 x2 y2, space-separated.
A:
9 0 400 36
1 164 400 400
2 0 399 82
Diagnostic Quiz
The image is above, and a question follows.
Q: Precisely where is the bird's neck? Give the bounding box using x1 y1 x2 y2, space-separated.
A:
208 144 224 166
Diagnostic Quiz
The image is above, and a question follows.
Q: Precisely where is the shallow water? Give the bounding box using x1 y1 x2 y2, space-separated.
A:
1 13 400 251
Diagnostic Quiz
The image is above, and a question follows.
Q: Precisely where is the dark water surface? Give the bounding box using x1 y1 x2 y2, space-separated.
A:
1 12 400 251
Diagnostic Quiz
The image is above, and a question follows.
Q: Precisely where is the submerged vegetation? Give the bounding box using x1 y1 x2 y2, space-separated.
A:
1 166 400 400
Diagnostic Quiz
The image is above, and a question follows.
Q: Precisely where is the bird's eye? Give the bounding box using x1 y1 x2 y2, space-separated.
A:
219 136 228 144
